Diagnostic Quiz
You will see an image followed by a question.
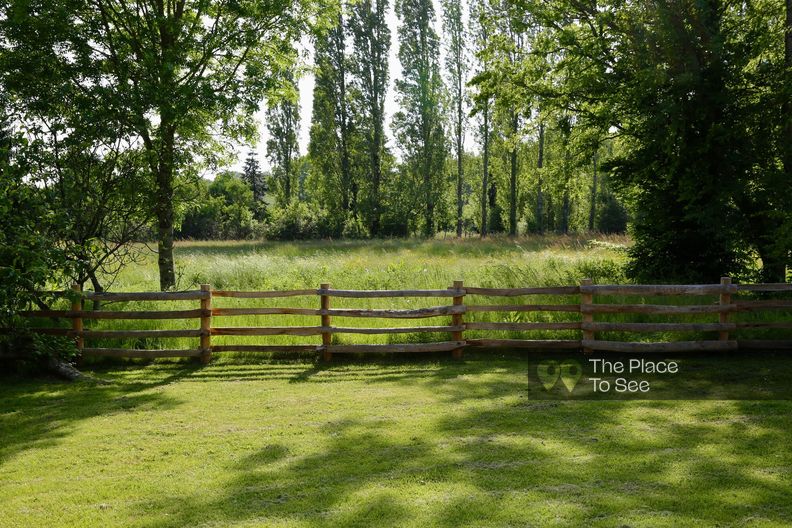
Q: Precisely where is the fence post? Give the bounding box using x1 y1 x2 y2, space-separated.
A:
581 278 593 354
451 280 465 359
200 284 212 364
719 277 732 342
321 283 332 361
71 284 84 355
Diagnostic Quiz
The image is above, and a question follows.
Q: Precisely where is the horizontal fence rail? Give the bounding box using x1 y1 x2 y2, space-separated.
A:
10 278 792 361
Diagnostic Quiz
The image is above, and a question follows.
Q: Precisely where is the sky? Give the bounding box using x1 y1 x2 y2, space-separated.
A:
231 0 468 174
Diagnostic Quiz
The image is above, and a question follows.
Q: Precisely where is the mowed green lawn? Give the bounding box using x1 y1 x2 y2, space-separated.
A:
2 356 792 527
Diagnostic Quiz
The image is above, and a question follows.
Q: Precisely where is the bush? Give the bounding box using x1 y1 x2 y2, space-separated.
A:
177 174 262 240
264 202 339 240
342 215 369 239
596 193 629 234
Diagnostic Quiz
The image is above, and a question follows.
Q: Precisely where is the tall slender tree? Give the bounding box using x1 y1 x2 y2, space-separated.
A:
309 9 357 220
472 0 526 236
442 0 468 237
470 0 492 237
349 0 391 235
267 72 301 206
394 0 447 236
536 120 545 233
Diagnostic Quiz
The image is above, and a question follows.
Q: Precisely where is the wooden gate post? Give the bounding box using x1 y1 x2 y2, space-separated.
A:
321 283 332 361
719 277 732 341
71 284 84 354
451 280 465 359
200 284 212 364
581 278 593 354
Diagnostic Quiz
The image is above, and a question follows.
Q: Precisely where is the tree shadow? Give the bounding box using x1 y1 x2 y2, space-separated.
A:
0 366 192 466
5 354 792 526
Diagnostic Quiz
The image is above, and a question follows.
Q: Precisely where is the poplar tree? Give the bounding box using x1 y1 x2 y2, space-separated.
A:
442 0 468 237
394 0 447 236
349 0 391 235
309 9 357 221
266 72 300 206
469 0 493 237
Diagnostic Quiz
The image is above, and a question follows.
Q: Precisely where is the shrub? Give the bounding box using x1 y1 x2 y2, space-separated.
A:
264 202 339 240
342 215 370 239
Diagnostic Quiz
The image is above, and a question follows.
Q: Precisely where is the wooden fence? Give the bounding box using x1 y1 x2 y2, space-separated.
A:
17 278 792 362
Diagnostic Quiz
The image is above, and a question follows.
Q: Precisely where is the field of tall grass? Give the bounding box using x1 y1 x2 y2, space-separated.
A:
32 234 790 354
57 235 629 352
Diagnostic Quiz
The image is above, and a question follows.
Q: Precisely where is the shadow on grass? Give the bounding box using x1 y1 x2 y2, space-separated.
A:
4 354 791 526
0 366 193 466
116 355 792 527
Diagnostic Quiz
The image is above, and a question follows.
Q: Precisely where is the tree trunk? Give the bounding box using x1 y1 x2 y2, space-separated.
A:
509 110 518 236
776 0 791 282
424 146 434 237
338 12 352 216
481 101 490 238
588 152 598 231
536 121 544 234
155 129 176 291
561 192 570 234
88 271 103 311
455 79 464 238
785 0 792 180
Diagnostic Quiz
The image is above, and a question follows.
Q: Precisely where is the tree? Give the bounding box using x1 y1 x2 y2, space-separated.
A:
242 151 266 220
442 0 468 237
177 173 257 240
394 0 447 236
469 0 492 237
349 0 391 235
0 116 69 326
472 0 528 236
36 131 151 296
309 8 359 223
267 71 301 207
0 0 323 290
501 0 789 281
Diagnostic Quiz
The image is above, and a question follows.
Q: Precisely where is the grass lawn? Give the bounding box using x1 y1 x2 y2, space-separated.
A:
2 355 792 527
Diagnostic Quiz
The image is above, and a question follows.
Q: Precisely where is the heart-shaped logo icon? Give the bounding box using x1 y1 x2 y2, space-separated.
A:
560 359 582 393
537 360 560 391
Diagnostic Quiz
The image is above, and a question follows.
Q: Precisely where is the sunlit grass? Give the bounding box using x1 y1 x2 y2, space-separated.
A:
1 356 791 527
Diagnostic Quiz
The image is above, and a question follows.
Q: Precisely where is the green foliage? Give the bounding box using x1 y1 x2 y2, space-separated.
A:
394 0 448 236
492 0 790 282
342 215 370 239
0 0 332 289
595 192 629 234
178 174 259 240
267 71 301 207
0 120 69 327
242 151 267 220
264 202 339 240
349 0 391 235
308 9 364 227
